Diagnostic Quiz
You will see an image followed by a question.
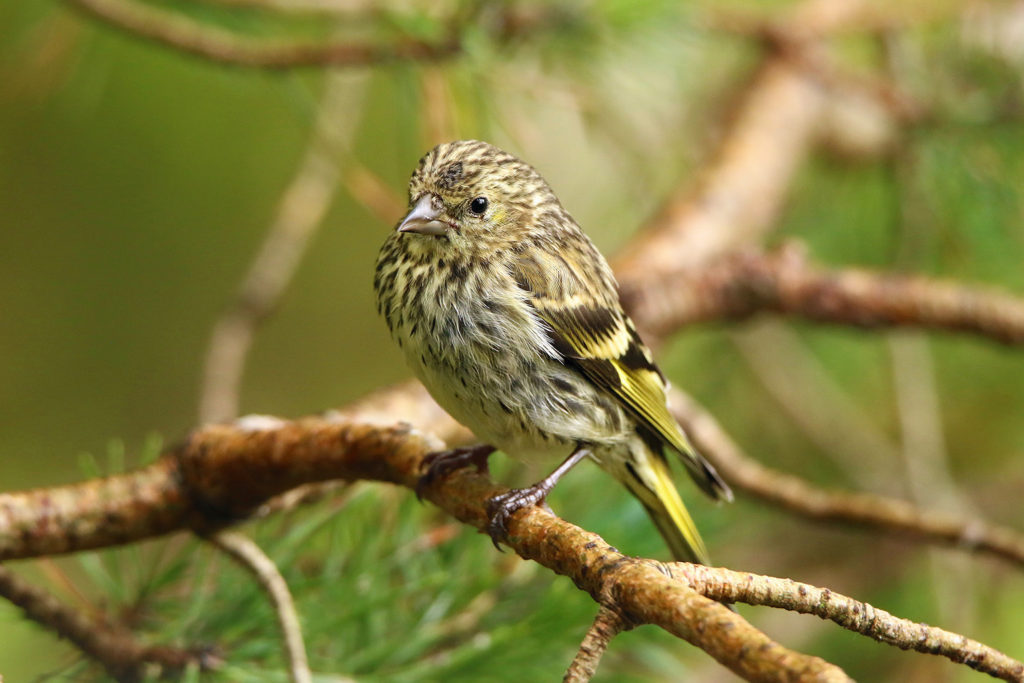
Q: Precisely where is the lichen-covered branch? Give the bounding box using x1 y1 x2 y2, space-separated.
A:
563 607 632 683
0 455 187 561
675 562 1024 682
0 413 842 681
348 380 1024 571
0 417 428 561
3 410 1020 680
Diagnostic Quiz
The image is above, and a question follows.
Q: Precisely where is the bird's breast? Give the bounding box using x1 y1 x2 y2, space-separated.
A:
375 244 630 459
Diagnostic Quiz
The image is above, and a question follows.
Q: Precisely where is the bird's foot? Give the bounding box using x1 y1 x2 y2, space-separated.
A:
485 482 553 550
484 445 590 550
416 444 495 501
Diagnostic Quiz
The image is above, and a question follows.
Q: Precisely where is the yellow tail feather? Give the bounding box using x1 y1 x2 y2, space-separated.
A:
614 448 710 564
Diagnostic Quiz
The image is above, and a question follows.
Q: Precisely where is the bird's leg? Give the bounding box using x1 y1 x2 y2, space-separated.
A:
486 444 591 550
416 443 496 500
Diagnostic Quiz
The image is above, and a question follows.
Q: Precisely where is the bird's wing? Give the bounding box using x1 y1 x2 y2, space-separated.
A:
509 250 733 501
511 252 730 501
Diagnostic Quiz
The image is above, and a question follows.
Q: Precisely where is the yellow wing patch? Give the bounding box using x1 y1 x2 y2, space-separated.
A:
511 253 731 502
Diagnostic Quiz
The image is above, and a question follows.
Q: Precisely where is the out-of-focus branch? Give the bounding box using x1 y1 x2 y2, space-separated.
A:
706 0 970 41
65 0 463 68
612 57 826 283
623 246 1024 346
731 321 901 492
610 0 960 288
0 565 217 681
341 163 404 224
199 73 362 423
675 562 1024 682
65 0 565 69
667 388 1024 569
190 0 375 16
206 530 310 683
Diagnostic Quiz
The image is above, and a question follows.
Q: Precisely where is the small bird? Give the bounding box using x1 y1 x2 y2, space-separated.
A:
374 140 731 564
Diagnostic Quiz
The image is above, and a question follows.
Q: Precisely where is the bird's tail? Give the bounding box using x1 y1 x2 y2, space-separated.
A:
605 445 710 565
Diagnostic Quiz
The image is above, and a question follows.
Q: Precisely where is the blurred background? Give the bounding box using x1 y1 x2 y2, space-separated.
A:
1 0 1023 680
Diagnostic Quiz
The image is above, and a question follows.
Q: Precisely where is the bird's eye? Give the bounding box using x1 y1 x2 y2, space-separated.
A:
469 197 488 215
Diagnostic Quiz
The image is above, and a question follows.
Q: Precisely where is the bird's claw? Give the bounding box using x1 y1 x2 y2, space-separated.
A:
485 485 549 551
415 444 495 501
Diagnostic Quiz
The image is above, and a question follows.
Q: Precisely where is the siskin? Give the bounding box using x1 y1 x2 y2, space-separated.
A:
374 140 731 564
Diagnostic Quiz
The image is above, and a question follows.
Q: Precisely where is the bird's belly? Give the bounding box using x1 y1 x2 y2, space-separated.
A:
409 345 572 463
405 328 628 464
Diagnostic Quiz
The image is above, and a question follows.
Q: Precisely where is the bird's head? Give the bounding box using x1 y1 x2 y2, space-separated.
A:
395 140 562 253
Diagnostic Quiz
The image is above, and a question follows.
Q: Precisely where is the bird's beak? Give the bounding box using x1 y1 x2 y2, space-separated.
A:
397 195 450 236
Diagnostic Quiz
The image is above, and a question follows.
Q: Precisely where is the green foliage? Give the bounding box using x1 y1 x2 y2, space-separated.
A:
47 486 594 680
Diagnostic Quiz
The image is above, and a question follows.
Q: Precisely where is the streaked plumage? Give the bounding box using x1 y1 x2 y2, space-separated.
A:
374 140 731 563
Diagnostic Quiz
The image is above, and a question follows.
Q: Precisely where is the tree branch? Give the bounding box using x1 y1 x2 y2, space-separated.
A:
0 413 843 681
64 0 561 69
65 0 462 69
199 72 362 423
2 410 1020 679
0 565 217 681
205 530 310 683
674 562 1024 682
563 607 632 683
611 56 826 284
623 245 1024 346
668 388 1024 568
9 1 1022 679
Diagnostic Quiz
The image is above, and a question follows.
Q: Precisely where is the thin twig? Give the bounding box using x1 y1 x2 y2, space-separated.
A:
0 565 215 681
563 606 632 683
254 480 353 519
667 388 1024 568
890 333 979 629
199 73 363 423
189 0 376 16
731 320 901 493
884 30 979 631
65 0 461 69
205 530 310 683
